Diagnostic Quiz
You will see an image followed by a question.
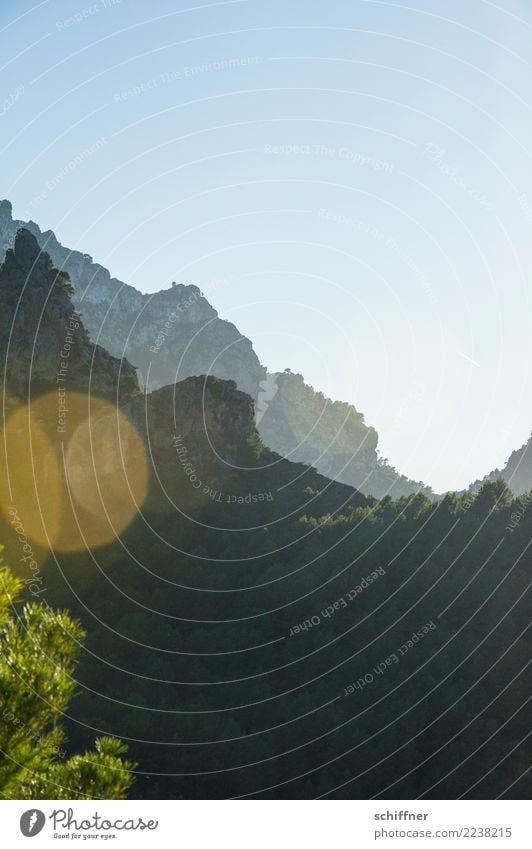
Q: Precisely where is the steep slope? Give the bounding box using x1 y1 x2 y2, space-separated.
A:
471 432 532 497
258 369 431 498
0 200 431 498
0 234 368 558
0 200 264 399
0 230 143 555
0 228 138 403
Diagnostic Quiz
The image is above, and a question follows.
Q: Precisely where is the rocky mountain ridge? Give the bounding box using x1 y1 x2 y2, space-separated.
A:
0 228 138 404
0 200 263 399
0 199 431 498
0 231 367 525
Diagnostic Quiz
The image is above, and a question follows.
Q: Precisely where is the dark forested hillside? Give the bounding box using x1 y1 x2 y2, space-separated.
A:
5 414 529 799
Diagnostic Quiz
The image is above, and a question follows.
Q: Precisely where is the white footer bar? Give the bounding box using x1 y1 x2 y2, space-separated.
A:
2 799 529 848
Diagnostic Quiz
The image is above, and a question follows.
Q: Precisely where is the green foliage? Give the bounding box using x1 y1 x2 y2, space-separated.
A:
0 562 135 799
247 430 264 459
475 479 514 511
56 269 75 296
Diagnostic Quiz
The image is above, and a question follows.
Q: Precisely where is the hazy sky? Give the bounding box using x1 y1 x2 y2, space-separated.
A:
1 0 532 492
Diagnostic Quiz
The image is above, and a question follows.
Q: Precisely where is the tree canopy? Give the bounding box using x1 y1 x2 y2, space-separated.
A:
0 559 135 799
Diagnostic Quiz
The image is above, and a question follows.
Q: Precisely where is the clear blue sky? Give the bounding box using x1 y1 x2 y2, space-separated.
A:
1 0 532 491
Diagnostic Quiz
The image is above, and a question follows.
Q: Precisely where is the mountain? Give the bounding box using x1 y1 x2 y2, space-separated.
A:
0 235 528 800
257 369 430 498
0 200 263 399
0 229 368 556
471 432 532 498
0 200 431 499
0 228 138 403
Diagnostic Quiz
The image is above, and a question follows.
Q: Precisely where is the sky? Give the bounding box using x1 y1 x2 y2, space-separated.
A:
1 0 532 492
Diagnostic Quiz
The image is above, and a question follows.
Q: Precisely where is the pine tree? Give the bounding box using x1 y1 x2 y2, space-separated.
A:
0 559 135 799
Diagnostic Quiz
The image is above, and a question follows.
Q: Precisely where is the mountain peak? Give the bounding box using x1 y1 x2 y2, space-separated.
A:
12 226 41 265
0 235 138 403
0 199 13 227
1 227 54 285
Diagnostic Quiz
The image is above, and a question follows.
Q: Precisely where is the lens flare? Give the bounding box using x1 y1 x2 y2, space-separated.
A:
65 401 148 547
0 392 148 552
0 401 62 550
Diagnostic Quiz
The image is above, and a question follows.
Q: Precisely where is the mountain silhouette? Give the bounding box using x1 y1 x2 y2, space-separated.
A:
0 199 431 499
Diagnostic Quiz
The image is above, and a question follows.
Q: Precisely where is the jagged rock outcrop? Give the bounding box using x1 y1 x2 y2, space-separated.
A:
123 374 370 520
0 237 369 547
257 370 431 498
128 377 257 468
0 228 138 403
0 200 431 498
0 200 264 399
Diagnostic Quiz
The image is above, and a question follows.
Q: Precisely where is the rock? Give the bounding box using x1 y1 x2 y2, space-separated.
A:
0 229 138 403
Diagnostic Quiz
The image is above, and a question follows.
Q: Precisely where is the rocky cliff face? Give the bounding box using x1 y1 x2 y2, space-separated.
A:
0 238 368 534
256 369 431 498
0 228 138 403
0 200 264 399
0 200 431 498
122 373 369 523
128 377 257 469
